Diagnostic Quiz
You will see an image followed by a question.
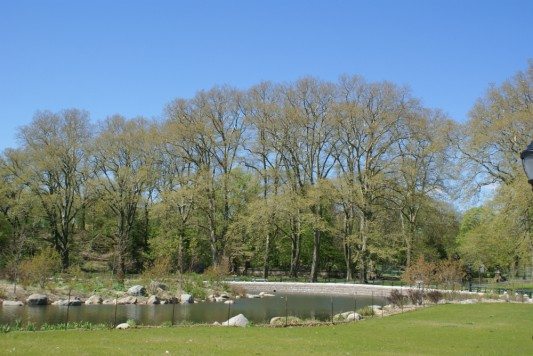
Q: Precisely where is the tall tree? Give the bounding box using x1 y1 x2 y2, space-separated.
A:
91 116 156 281
13 109 92 269
332 76 417 282
165 86 246 266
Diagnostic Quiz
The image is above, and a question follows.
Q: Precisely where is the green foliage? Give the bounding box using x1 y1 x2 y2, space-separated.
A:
19 246 61 288
356 306 375 317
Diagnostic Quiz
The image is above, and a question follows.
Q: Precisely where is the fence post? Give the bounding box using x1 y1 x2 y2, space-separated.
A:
171 298 176 326
285 297 288 327
381 292 384 317
330 296 334 324
371 291 374 317
113 298 118 328
227 300 231 324
65 288 71 330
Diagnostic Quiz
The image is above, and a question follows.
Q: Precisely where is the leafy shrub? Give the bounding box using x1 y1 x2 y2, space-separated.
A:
229 284 246 297
19 247 61 288
407 289 424 305
356 306 375 317
126 319 137 328
204 257 230 282
387 289 407 307
401 257 436 287
143 256 173 280
426 290 443 304
434 259 465 289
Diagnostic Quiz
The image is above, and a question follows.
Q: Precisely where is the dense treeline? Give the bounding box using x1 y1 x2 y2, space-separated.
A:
1 63 531 283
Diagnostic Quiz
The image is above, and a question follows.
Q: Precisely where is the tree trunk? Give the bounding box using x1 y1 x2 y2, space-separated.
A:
289 215 301 278
60 248 69 272
310 229 320 282
358 215 369 283
262 232 270 279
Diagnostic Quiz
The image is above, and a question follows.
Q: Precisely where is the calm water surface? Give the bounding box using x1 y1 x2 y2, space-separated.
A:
0 293 385 326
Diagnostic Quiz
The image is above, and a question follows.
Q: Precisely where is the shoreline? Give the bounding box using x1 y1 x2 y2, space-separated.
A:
229 281 410 296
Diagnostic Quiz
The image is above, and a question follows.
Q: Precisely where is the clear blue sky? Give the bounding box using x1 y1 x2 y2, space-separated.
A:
0 0 531 150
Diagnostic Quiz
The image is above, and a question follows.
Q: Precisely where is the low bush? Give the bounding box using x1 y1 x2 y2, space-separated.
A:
357 306 375 317
426 290 443 304
407 289 424 305
19 247 61 288
387 290 407 308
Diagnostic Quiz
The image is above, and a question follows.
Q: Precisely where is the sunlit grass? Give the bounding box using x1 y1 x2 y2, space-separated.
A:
1 303 531 355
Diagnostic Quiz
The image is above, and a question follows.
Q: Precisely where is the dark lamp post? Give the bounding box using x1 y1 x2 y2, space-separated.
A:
521 141 533 190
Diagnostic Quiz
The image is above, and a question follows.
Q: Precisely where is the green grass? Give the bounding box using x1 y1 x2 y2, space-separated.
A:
1 304 532 355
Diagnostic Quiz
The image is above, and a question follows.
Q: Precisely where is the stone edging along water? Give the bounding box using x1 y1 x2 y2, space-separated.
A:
228 281 410 296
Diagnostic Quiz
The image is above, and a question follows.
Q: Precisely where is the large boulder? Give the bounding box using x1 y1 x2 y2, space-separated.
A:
85 295 103 305
121 296 138 304
147 295 160 305
180 294 194 304
333 311 363 321
222 313 249 327
117 296 137 305
127 285 146 296
52 298 82 306
116 323 130 329
2 300 24 307
346 312 362 321
26 294 48 306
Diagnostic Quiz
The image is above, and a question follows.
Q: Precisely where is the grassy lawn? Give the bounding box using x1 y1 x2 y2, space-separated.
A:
1 303 532 355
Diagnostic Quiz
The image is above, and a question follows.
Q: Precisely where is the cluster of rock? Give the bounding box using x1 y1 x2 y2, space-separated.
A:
0 283 205 307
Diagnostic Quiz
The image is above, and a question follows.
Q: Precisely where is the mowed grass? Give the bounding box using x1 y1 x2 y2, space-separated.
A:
1 304 532 355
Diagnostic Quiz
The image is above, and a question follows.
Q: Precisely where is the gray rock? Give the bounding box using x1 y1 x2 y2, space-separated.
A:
259 292 275 297
246 294 260 299
346 312 362 321
127 285 146 296
224 300 234 305
2 300 24 306
52 298 82 306
180 294 194 304
103 299 116 305
26 294 48 306
116 323 130 329
85 295 103 305
117 296 137 305
222 313 249 327
212 321 221 326
147 295 160 305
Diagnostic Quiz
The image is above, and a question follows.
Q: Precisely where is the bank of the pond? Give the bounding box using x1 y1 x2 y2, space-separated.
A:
0 293 386 326
1 304 531 355
228 281 402 296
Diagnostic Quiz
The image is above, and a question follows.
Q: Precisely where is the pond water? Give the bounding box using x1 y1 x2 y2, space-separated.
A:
0 293 386 326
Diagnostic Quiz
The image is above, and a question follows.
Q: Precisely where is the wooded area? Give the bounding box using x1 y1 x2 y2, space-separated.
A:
1 63 532 283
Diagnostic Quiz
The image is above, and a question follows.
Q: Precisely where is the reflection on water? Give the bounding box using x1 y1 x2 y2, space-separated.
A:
0 293 386 326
